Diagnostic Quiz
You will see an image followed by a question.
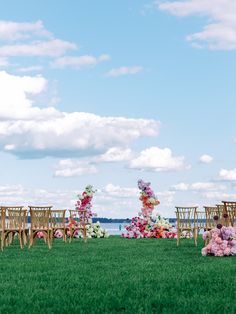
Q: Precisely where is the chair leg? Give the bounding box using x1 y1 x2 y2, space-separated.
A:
194 229 197 246
19 231 23 249
47 233 52 249
29 231 33 248
177 230 180 246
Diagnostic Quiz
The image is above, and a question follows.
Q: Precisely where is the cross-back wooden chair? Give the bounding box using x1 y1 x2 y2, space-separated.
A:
0 207 6 251
3 207 28 249
222 201 236 227
204 206 221 231
175 206 198 246
50 209 67 242
29 206 52 249
68 210 87 243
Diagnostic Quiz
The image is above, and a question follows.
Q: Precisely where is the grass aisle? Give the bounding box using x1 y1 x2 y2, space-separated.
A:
0 237 235 314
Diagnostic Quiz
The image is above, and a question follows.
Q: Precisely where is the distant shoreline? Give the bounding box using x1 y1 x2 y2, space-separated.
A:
93 217 177 223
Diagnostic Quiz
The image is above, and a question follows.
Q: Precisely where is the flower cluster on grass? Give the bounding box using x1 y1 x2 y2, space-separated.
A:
202 226 236 257
122 179 176 239
74 221 109 239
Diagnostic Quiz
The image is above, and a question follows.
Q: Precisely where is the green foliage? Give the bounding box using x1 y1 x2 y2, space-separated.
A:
0 237 235 314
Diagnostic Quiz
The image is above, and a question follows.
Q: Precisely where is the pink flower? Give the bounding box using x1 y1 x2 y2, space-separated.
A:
215 250 224 257
223 247 231 256
215 237 223 245
36 231 44 238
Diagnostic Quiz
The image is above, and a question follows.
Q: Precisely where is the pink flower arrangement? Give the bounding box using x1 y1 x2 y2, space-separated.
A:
122 179 176 239
75 185 97 222
202 226 236 257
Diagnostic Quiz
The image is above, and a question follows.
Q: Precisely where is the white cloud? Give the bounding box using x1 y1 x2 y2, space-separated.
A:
53 148 133 177
95 147 133 162
204 191 236 201
158 0 236 50
0 71 160 158
129 146 189 171
0 39 76 57
105 66 143 77
102 183 139 198
51 54 110 69
199 154 213 164
0 20 51 41
171 182 225 191
17 65 43 73
219 168 236 181
0 71 60 120
54 159 98 177
170 183 189 191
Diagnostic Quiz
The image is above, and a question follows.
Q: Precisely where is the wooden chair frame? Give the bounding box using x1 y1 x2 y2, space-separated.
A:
204 206 221 231
29 206 52 249
3 207 28 249
68 210 87 243
222 201 236 227
175 206 198 246
50 209 67 242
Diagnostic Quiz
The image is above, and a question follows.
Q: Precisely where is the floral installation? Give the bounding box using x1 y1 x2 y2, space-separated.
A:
122 179 176 239
75 184 97 223
66 185 109 239
202 225 236 257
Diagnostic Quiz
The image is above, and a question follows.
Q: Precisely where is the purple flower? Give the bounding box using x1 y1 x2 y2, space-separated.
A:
213 215 219 221
223 213 229 219
217 224 223 229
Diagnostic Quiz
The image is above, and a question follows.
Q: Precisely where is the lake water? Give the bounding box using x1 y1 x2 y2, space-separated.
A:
100 223 127 235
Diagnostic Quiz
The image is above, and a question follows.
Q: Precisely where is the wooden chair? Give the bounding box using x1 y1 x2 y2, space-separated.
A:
0 207 6 251
204 206 221 231
3 207 28 249
29 206 52 249
175 207 198 246
68 210 87 243
222 201 236 227
50 209 67 242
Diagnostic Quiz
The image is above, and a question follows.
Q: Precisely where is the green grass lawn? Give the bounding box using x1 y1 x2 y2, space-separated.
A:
0 237 235 314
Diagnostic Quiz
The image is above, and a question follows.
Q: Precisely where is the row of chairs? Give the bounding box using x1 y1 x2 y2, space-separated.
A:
0 206 87 250
175 201 236 246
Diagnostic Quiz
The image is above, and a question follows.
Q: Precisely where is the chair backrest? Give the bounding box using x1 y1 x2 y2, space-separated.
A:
50 210 66 228
7 209 27 230
204 206 220 230
222 201 236 227
175 207 198 229
29 207 52 230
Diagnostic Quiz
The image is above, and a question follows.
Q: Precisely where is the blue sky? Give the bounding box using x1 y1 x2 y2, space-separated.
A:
0 0 236 218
